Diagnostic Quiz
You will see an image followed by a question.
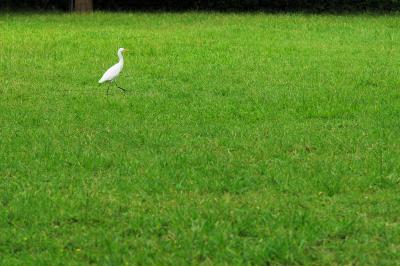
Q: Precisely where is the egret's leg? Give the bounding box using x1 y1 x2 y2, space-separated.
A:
114 81 126 93
107 85 110 96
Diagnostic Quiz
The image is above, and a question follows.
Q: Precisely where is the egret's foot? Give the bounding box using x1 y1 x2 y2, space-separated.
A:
118 86 127 93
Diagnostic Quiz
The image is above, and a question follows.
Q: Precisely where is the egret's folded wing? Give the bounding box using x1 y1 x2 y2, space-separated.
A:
99 63 120 83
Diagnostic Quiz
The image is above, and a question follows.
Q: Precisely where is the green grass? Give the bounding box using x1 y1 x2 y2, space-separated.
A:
1 12 400 265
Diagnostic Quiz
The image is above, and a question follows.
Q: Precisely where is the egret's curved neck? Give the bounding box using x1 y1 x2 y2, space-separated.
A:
118 51 124 64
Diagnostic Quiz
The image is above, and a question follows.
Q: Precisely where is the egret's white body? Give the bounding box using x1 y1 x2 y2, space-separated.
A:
99 48 128 94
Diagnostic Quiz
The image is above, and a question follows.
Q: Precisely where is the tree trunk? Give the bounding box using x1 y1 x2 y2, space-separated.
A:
74 0 93 12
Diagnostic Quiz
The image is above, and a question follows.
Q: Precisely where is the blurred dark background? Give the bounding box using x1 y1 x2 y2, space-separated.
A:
1 0 400 12
0 0 69 11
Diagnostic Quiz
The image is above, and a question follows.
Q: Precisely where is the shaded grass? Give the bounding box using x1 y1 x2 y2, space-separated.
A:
1 12 400 265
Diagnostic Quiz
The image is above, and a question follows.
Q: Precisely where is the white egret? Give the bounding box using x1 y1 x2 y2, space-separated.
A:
99 48 128 95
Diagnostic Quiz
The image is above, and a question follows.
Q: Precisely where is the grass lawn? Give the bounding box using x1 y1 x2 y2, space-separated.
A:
1 12 400 265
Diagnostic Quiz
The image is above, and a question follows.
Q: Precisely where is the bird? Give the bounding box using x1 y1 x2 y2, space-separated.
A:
99 48 128 95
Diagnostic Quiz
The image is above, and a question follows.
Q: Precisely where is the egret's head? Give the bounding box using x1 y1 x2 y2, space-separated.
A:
118 48 128 53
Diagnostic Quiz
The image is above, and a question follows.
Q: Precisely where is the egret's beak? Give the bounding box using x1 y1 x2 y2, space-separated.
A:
124 49 129 52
